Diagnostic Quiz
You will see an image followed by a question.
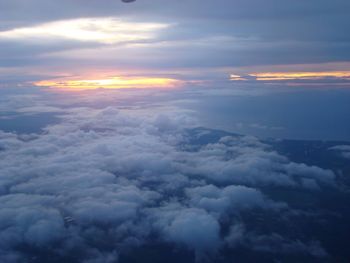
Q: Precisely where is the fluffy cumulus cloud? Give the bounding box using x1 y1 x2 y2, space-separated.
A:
225 230 328 258
151 205 221 254
0 92 339 262
185 184 284 215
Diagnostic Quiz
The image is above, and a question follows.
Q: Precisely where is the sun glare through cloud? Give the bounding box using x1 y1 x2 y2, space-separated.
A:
35 76 182 90
0 18 169 44
251 71 350 81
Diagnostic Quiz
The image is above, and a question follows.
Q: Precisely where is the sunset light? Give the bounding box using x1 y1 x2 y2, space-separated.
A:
250 71 350 81
0 18 169 44
229 74 247 81
35 76 181 90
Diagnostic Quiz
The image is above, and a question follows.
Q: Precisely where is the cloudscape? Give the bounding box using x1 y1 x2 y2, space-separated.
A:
0 1 350 262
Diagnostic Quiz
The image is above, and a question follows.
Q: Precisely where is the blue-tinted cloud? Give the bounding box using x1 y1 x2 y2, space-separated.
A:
0 89 340 262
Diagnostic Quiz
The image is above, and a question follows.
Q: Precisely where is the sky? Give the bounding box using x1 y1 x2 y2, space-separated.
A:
1 0 350 140
1 0 350 87
1 1 350 263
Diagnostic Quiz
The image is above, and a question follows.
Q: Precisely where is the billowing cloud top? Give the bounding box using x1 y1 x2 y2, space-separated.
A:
1 88 349 262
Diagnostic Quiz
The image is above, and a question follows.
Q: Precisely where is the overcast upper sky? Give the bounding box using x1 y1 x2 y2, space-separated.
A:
0 0 350 140
1 0 350 87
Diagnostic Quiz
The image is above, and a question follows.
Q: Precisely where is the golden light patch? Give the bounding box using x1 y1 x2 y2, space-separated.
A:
35 76 181 90
250 71 350 81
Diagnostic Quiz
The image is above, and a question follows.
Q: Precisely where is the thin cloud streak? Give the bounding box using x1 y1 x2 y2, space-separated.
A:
229 70 350 87
251 71 350 81
0 17 169 44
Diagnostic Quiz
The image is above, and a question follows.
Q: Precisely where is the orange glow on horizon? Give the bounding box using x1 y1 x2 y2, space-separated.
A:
250 71 350 81
35 76 182 90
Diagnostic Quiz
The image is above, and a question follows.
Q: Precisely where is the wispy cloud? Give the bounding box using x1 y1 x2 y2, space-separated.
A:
230 70 350 87
0 17 169 44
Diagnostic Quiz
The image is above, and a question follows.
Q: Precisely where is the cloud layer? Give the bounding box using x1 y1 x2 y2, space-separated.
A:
0 95 339 262
1 0 350 87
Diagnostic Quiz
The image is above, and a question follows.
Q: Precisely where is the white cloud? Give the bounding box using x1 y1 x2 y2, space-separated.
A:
152 206 221 253
0 97 337 262
186 184 285 216
0 18 169 44
330 145 350 159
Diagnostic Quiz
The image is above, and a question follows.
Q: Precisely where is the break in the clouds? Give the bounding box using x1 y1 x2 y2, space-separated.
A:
1 0 350 88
